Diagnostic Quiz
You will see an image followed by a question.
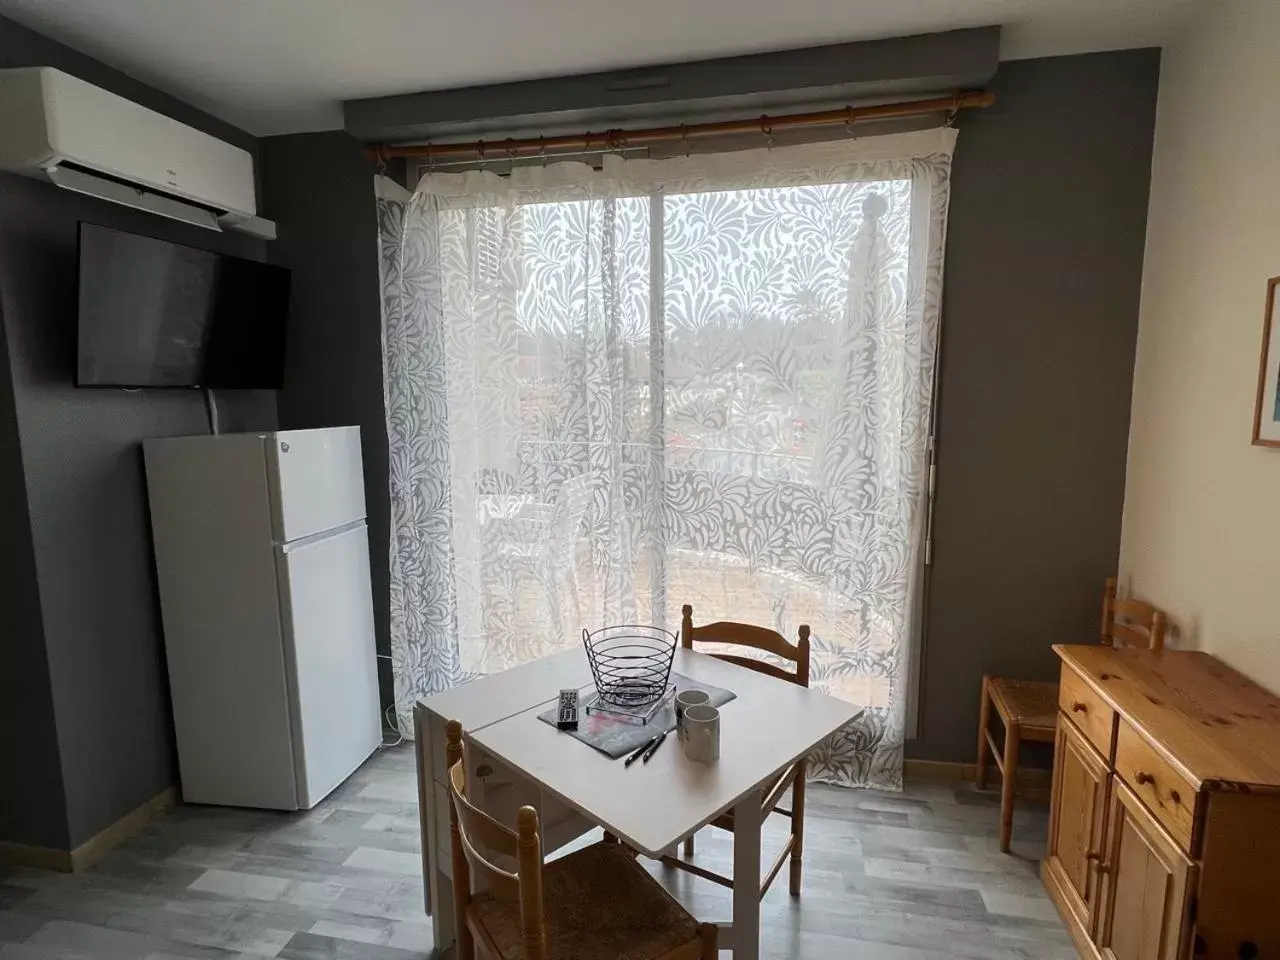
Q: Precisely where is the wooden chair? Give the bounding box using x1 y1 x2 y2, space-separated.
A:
444 720 717 960
976 578 1167 852
663 604 811 898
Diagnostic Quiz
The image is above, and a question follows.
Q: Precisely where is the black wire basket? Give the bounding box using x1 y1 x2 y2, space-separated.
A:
582 625 677 706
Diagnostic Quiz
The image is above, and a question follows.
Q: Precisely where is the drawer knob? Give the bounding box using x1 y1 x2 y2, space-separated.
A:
1170 789 1182 805
1135 771 1155 786
1071 701 1088 713
1085 851 1101 861
476 764 493 778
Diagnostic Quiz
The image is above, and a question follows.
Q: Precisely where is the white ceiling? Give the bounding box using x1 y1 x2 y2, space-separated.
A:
0 0 1193 136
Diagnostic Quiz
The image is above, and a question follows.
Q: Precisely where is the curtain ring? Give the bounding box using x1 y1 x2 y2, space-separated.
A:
760 115 774 151
845 106 857 138
680 123 690 158
945 108 958 128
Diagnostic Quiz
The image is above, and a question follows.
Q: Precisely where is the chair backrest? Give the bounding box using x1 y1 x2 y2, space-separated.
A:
445 720 547 960
680 603 811 686
546 473 592 577
1101 577 1168 652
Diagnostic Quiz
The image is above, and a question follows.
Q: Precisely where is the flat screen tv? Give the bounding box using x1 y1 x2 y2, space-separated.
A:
76 222 289 388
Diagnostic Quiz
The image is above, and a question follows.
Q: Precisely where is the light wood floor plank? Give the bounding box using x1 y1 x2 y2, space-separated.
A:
0 745 1074 959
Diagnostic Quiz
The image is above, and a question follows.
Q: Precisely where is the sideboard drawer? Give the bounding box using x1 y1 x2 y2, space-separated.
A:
1115 720 1199 852
1059 664 1117 760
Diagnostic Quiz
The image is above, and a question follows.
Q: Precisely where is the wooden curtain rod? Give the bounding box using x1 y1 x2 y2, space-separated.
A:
367 89 994 164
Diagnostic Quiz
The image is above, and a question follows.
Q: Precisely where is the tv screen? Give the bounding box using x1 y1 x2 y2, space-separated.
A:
76 222 289 388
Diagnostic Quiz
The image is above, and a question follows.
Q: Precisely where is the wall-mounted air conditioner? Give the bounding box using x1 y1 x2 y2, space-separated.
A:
0 67 275 240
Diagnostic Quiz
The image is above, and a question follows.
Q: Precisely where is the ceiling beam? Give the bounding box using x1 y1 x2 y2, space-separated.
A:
343 26 1000 144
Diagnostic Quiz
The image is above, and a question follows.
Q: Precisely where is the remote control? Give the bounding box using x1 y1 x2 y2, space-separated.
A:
556 688 579 730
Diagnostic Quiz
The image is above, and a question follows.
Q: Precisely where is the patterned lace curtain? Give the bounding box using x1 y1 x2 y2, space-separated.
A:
378 129 956 790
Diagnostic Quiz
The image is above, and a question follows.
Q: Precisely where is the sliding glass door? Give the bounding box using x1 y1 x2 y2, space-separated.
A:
379 130 955 787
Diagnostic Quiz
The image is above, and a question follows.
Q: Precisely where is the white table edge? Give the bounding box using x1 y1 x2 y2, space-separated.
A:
468 696 857 856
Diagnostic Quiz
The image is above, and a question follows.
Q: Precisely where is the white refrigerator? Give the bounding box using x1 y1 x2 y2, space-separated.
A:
144 426 381 810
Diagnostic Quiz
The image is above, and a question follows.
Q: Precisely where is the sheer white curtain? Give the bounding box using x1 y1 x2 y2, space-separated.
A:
378 129 955 789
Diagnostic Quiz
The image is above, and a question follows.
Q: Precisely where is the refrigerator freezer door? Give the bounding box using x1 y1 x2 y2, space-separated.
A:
276 521 382 808
268 426 366 543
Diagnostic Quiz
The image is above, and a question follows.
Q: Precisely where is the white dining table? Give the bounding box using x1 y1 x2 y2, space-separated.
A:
414 645 856 959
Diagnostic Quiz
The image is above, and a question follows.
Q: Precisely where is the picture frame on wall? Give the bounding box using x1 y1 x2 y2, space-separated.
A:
1253 276 1280 447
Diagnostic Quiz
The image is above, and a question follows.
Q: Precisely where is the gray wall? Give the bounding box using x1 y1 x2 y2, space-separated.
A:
0 12 274 849
0 306 69 850
911 49 1161 762
258 133 393 711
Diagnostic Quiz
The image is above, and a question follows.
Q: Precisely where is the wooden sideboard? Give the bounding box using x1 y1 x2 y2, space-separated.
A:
1043 645 1280 960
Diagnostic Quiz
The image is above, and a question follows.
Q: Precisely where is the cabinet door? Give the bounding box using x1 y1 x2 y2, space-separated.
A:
1046 716 1112 935
1095 780 1196 960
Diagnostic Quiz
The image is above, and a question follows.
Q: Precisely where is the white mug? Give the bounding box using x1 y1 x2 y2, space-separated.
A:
675 690 710 742
682 704 720 763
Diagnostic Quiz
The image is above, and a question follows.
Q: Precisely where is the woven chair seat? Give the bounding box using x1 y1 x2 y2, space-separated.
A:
987 677 1059 731
472 842 698 960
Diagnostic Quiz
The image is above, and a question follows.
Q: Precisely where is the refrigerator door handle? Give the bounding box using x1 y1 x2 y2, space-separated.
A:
278 518 366 554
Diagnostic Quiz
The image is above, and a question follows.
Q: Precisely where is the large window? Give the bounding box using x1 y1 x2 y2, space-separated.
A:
379 131 954 788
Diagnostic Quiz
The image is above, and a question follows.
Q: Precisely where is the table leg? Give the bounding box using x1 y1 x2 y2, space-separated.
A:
731 786 763 959
413 706 434 918
431 865 455 954
415 704 455 954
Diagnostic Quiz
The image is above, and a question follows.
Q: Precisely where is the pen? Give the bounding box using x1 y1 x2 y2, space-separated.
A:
624 736 657 767
641 730 668 763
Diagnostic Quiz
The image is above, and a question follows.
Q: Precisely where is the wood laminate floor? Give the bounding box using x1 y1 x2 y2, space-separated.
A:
0 745 1075 959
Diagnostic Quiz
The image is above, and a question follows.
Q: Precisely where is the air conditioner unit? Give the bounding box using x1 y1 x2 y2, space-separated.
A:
0 67 275 240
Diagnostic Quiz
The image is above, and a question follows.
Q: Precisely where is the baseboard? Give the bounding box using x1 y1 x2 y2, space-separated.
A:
904 758 1052 797
904 758 981 781
70 786 177 872
0 786 177 873
0 840 72 871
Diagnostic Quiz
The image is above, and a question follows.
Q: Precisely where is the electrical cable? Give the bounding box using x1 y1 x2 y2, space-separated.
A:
377 653 404 747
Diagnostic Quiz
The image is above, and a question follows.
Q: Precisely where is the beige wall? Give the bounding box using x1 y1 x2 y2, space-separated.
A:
1120 0 1280 692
